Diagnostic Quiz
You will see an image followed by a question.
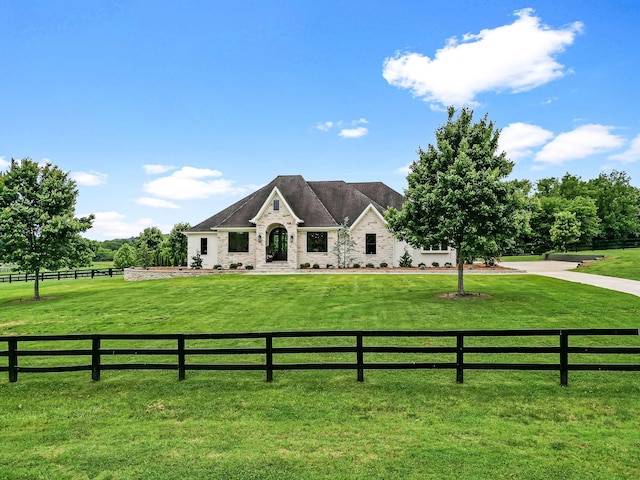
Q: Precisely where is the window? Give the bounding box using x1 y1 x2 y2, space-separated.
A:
228 232 249 252
365 234 376 254
200 238 208 255
273 199 280 211
307 232 328 252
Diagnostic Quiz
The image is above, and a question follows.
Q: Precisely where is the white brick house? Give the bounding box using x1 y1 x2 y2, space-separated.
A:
184 175 455 270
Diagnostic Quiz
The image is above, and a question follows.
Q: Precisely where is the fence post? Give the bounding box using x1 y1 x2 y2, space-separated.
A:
178 336 186 381
109 268 113 277
265 335 273 382
559 331 569 387
456 334 464 384
91 336 101 381
356 334 364 382
8 338 18 383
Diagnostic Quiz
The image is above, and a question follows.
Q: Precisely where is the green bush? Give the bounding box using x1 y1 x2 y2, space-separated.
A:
399 250 413 268
245 265 254 270
312 264 320 269
366 263 375 268
353 263 360 268
229 263 238 269
380 262 388 268
444 262 453 268
431 261 439 267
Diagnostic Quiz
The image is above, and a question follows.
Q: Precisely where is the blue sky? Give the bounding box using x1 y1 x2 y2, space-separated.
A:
2 1 639 240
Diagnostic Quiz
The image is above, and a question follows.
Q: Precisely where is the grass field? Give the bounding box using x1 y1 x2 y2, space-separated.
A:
573 248 640 281
1 274 639 479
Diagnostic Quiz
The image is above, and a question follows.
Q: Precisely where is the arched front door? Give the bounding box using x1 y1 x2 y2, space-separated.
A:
269 227 288 261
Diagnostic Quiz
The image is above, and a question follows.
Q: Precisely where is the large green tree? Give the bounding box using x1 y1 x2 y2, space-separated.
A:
0 158 94 299
385 107 522 295
166 222 191 266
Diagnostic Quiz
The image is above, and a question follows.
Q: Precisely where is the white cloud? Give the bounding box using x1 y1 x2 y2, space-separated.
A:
609 134 640 163
339 127 369 138
535 124 625 165
143 164 175 175
316 121 334 132
86 211 169 240
396 164 411 176
382 8 583 107
499 123 554 160
317 118 369 138
135 197 181 209
142 166 245 200
0 156 8 169
71 171 108 186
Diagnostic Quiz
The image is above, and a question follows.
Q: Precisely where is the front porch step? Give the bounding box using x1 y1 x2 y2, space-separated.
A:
256 262 296 273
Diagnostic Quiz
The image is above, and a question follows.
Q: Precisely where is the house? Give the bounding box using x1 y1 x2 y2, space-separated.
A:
184 175 455 270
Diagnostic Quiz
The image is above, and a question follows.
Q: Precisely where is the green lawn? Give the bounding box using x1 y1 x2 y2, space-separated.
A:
1 274 639 479
573 248 640 281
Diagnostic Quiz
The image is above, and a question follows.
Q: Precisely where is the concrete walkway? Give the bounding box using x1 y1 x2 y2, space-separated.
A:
502 261 640 297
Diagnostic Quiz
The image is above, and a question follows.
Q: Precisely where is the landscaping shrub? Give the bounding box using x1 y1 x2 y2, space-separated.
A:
366 263 375 268
379 262 388 268
431 261 439 267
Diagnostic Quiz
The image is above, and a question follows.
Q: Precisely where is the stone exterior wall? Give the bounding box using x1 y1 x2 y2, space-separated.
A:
254 192 299 268
217 231 258 268
349 209 395 266
297 230 339 267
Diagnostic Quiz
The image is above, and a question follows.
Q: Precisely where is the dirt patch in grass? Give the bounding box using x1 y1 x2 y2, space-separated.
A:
435 292 492 300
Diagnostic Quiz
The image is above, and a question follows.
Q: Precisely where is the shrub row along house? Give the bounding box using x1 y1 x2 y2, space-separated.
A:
184 175 455 270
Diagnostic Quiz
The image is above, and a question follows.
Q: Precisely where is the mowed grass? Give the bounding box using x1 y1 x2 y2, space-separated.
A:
1 274 640 479
574 248 640 281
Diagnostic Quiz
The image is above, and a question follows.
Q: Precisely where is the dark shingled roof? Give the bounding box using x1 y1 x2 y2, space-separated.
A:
187 175 405 232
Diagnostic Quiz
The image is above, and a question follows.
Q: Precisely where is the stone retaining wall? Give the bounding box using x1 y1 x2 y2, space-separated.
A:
545 253 604 262
124 268 225 281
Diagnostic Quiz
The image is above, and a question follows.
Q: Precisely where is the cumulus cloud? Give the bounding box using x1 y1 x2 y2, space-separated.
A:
382 8 583 107
143 164 175 175
339 126 369 138
0 156 9 169
71 171 108 186
535 124 625 165
499 123 554 160
86 211 169 240
142 166 245 200
609 134 640 163
135 197 181 209
317 118 369 138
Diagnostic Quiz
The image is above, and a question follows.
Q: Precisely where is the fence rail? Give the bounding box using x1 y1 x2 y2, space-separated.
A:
0 268 123 283
1 329 639 386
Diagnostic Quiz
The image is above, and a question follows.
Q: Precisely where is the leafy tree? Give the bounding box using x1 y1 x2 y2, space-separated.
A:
135 226 165 267
332 217 356 268
550 211 581 252
385 107 522 295
136 242 154 269
167 222 191 266
568 196 600 244
587 171 640 240
113 243 137 268
0 158 94 299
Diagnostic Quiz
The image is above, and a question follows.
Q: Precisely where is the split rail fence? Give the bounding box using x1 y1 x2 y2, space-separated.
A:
0 268 123 283
1 328 639 386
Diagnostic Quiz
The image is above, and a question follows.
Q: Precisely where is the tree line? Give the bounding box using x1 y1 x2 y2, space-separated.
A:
104 224 191 269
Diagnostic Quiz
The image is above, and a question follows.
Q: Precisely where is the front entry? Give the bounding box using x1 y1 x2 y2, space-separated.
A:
269 227 288 261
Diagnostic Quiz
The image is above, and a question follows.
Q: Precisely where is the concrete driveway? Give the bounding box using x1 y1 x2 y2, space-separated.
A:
503 261 640 297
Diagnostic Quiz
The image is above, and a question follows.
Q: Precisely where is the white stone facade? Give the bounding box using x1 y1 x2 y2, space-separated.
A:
184 181 456 270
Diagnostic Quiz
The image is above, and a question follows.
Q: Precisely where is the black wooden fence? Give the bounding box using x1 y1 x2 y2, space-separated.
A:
0 268 123 283
1 328 639 386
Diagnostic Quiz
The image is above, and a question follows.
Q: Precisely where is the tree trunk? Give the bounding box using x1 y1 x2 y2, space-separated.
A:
456 249 465 296
34 269 40 300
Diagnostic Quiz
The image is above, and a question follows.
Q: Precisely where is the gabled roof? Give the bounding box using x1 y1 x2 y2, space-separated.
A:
187 175 405 232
